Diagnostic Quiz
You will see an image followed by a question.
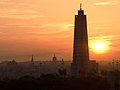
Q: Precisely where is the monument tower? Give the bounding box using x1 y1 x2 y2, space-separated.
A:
71 4 90 77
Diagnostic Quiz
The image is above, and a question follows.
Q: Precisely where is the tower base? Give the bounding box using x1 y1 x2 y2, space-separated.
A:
71 60 98 78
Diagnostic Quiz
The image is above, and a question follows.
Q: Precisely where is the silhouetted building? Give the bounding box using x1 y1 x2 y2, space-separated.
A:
52 54 57 63
61 58 64 65
31 55 34 66
71 4 98 77
31 55 34 63
7 59 17 65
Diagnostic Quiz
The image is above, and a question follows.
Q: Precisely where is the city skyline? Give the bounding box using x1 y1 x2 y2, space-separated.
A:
0 0 120 61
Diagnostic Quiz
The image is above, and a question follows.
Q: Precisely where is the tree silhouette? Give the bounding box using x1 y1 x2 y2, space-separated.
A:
58 68 67 78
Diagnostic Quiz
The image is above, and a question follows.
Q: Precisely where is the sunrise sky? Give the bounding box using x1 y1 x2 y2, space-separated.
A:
0 0 120 61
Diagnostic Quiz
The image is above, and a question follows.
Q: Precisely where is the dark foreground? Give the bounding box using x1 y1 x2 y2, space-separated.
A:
0 75 110 90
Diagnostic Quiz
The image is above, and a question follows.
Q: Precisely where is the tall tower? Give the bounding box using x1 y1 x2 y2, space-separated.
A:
71 4 89 77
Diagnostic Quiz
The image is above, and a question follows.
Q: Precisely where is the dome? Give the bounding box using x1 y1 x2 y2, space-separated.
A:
52 54 57 62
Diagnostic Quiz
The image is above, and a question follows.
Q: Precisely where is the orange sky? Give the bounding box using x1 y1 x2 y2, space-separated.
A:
0 0 120 61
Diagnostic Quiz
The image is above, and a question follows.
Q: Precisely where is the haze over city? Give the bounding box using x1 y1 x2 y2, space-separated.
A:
0 0 120 61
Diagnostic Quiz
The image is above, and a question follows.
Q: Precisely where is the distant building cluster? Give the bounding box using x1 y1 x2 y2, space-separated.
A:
0 55 71 79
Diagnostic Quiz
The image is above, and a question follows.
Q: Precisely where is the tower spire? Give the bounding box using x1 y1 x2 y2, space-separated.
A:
80 3 82 10
31 55 34 63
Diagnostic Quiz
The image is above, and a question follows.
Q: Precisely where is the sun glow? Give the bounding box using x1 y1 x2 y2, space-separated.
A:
93 42 105 50
90 41 111 54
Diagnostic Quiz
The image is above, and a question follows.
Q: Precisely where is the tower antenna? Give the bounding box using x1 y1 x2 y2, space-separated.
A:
80 3 82 10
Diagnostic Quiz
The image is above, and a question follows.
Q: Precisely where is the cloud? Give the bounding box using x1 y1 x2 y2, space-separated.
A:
94 1 119 5
0 8 45 19
44 22 73 31
89 27 103 30
0 0 36 8
0 32 4 34
0 14 44 19
0 0 44 19
89 35 116 41
0 1 14 5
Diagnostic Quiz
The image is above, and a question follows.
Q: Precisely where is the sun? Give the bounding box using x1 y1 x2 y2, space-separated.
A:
91 41 110 54
93 42 105 51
